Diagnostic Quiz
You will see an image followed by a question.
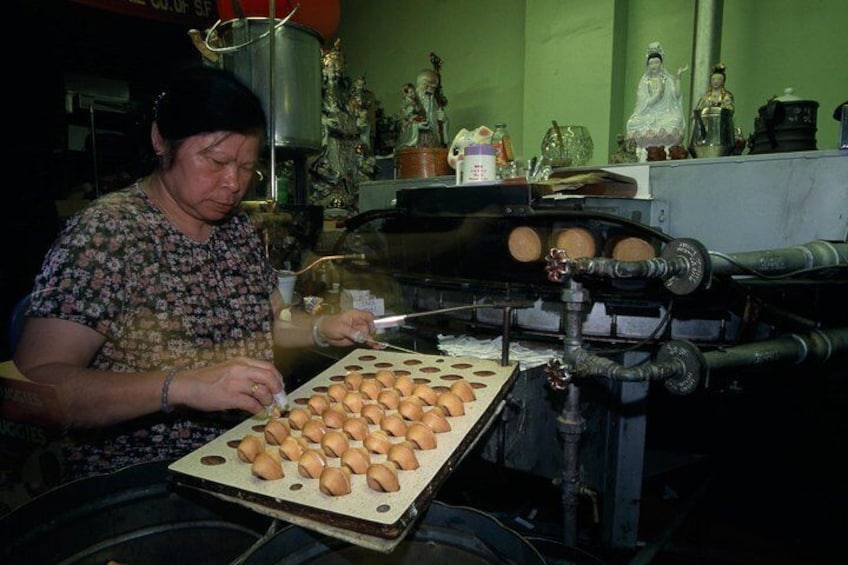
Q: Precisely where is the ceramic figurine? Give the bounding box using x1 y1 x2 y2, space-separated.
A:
309 39 378 214
446 126 494 169
689 63 745 158
625 42 688 161
350 74 378 148
397 54 449 149
695 63 735 113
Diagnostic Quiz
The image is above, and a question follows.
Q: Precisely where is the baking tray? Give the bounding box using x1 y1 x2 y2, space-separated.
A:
168 348 519 553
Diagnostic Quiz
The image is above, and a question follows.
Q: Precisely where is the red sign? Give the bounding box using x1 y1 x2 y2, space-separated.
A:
70 0 218 27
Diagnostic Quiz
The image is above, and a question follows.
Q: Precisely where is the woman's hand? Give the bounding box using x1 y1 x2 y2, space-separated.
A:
169 357 285 415
314 309 376 348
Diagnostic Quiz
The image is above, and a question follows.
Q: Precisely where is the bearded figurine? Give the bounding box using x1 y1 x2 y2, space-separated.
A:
397 53 449 149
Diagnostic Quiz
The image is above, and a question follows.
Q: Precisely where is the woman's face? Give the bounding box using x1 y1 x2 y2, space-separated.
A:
165 131 261 222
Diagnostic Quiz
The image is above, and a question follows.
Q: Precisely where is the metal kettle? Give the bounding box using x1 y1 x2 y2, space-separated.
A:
689 106 735 158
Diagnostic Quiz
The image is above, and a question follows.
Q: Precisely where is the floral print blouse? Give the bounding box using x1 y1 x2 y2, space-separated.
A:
27 181 277 480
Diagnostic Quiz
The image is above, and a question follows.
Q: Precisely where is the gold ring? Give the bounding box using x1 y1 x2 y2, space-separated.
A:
250 383 259 394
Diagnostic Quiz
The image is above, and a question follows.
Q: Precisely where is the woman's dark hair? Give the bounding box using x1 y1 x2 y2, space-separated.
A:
153 66 267 143
647 53 663 63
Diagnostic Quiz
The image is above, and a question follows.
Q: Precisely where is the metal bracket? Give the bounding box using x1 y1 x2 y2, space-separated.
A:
658 340 707 395
661 238 712 295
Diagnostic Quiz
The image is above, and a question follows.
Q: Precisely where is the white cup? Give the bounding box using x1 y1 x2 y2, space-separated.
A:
456 144 497 185
277 270 297 305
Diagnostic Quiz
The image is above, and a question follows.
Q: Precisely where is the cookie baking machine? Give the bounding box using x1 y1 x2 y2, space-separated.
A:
332 154 848 552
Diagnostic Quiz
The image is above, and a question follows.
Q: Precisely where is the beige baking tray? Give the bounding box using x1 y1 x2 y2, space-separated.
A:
168 348 518 553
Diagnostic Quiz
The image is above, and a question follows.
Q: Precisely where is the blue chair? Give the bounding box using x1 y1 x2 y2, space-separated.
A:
8 292 33 356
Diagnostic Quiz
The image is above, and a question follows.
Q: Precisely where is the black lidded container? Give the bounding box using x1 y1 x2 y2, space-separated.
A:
749 87 819 154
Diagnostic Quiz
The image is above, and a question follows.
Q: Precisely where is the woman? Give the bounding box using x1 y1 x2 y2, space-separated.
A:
13 66 375 480
625 42 688 158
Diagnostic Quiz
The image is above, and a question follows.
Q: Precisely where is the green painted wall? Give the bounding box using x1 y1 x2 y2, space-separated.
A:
338 0 526 156
339 0 847 165
721 0 845 152
523 0 617 164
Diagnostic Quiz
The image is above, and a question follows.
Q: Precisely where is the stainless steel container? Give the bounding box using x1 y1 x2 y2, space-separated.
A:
224 19 323 155
689 106 735 158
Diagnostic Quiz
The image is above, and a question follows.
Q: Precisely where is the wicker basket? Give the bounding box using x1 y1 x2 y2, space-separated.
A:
395 146 452 179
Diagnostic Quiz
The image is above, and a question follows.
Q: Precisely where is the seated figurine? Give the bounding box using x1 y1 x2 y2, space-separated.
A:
625 42 688 160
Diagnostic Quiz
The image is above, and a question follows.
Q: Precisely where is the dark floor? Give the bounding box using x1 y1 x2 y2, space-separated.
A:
434 364 848 565
435 445 843 565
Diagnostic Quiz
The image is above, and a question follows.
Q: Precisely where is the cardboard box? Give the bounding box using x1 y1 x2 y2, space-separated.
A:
340 290 385 317
0 362 63 447
0 362 66 513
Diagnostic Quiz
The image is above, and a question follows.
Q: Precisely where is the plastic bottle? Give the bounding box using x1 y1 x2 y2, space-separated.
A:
491 123 515 168
326 282 341 314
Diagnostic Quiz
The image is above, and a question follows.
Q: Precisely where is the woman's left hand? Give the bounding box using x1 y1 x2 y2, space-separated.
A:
314 309 377 347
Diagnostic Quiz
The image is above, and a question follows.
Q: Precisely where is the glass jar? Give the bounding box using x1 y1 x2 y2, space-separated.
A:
491 122 515 169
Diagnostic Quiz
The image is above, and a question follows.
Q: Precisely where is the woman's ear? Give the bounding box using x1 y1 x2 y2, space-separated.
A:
151 122 166 157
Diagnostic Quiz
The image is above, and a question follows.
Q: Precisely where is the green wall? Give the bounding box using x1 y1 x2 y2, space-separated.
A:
721 0 845 152
523 0 617 164
339 0 847 165
338 0 526 156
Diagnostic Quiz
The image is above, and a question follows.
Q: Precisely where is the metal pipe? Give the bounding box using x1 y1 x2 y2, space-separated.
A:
548 254 690 284
564 327 848 385
268 0 277 205
558 382 585 548
709 241 848 277
501 306 512 366
562 280 588 354
567 347 689 384
556 279 589 547
290 253 366 276
690 0 724 116
703 327 848 372
548 239 846 295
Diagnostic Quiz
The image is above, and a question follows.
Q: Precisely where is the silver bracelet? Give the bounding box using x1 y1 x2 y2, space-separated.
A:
311 316 330 348
161 369 178 413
